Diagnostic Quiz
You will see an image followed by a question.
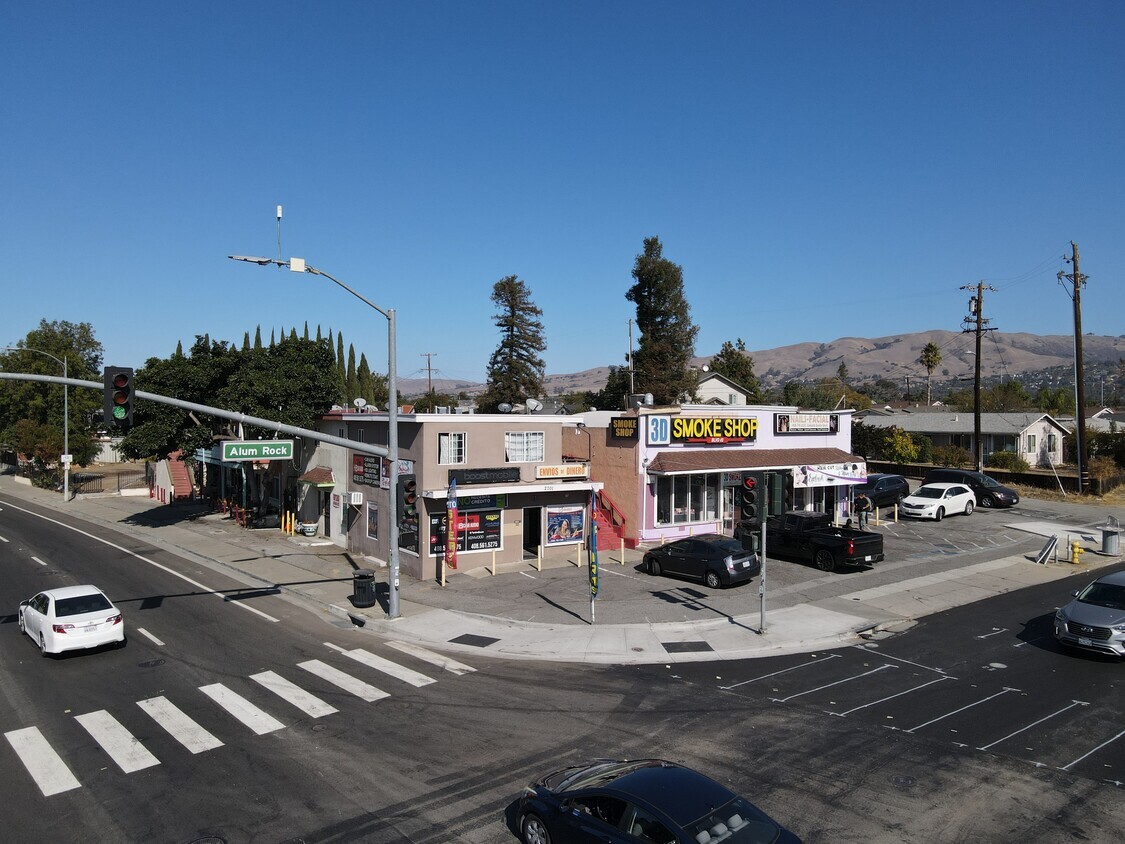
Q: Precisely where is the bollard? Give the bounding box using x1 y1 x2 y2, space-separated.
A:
620 538 625 565
490 550 496 576
536 545 542 572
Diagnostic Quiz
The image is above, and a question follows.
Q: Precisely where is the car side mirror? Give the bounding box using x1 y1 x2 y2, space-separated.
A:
19 600 29 608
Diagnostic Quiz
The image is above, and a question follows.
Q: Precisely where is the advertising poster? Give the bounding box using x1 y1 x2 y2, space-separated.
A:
546 505 585 545
429 509 502 555
366 502 378 540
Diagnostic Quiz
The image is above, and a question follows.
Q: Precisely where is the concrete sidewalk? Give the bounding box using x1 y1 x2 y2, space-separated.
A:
2 475 1121 664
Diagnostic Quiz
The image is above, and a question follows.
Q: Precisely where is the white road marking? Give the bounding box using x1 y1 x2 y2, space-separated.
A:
1061 728 1125 771
74 710 160 773
975 627 1009 639
135 627 165 646
977 700 1089 751
721 654 841 690
300 659 389 702
339 647 437 687
199 683 285 734
850 647 950 675
385 640 476 675
0 500 279 622
32 556 47 566
0 533 10 542
4 726 81 796
251 671 338 718
137 697 224 753
772 664 898 703
906 687 1020 733
832 676 954 717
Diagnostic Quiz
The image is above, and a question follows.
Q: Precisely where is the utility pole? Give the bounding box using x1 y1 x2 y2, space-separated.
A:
627 319 636 395
420 352 435 395
962 281 996 472
1058 242 1089 493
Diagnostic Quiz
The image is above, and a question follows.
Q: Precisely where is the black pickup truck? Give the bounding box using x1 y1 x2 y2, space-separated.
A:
739 510 884 573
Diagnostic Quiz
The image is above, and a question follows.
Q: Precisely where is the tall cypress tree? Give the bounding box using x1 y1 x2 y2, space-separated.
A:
478 275 547 412
626 236 699 405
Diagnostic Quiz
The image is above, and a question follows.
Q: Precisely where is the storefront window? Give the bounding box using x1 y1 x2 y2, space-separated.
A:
655 473 721 526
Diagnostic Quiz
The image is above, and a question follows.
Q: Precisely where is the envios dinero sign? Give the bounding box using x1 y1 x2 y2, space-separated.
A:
221 440 295 461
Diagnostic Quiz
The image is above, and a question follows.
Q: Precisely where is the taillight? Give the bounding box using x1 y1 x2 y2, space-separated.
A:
52 623 74 634
847 540 854 555
109 614 122 625
725 556 736 572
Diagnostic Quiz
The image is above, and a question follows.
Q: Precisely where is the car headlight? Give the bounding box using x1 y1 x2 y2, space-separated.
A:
1113 623 1125 633
1055 608 1067 622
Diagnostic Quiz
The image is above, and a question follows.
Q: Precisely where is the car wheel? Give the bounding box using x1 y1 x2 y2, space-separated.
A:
964 500 974 515
980 495 995 508
17 612 24 634
934 507 944 522
705 570 723 589
649 559 662 577
521 812 552 844
39 634 48 658
814 549 836 572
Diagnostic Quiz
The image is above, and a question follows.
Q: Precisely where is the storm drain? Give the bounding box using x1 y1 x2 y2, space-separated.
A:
449 633 499 648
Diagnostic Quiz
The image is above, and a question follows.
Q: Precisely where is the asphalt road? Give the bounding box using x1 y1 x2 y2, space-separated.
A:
1 495 1122 843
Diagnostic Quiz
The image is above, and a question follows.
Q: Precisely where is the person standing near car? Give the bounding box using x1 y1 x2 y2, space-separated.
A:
854 491 872 529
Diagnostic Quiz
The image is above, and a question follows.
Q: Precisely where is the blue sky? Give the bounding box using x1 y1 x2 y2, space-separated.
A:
3 2 1123 388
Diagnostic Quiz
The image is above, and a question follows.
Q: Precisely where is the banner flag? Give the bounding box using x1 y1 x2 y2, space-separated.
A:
446 478 458 570
588 489 599 598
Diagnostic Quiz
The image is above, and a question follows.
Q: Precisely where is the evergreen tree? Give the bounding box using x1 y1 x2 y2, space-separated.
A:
253 326 262 350
477 276 547 412
303 321 310 341
346 344 359 403
708 339 761 402
626 237 698 405
335 332 346 404
585 364 632 411
241 333 249 352
357 354 374 404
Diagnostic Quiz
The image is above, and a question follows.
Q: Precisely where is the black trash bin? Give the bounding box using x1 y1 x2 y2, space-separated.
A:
352 569 376 608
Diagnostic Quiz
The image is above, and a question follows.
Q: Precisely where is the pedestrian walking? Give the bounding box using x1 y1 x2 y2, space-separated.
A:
854 492 872 529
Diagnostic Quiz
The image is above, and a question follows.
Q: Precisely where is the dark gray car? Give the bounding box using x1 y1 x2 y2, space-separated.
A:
923 468 1019 508
853 473 909 509
1054 570 1125 657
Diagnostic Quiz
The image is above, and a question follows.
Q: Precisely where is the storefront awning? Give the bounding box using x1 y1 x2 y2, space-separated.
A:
422 480 602 499
647 447 862 475
297 467 336 487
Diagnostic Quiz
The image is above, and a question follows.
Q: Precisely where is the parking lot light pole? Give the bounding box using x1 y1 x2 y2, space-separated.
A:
5 346 68 502
228 255 401 619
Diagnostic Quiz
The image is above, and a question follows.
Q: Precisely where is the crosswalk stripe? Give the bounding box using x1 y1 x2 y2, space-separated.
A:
74 710 160 773
251 671 338 718
137 696 224 753
341 647 437 687
5 726 81 796
385 640 476 675
199 683 285 735
298 659 389 703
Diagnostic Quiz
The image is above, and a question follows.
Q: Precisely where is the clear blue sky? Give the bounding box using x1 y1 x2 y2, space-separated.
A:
3 2 1123 387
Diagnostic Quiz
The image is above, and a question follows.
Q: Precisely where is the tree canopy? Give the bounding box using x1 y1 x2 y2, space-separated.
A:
708 339 761 402
477 276 547 412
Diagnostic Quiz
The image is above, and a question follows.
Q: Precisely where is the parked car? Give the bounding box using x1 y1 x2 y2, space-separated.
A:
899 483 975 521
18 585 125 657
757 511 884 573
1054 570 1125 657
643 534 760 589
852 473 910 509
922 468 1019 508
516 758 802 844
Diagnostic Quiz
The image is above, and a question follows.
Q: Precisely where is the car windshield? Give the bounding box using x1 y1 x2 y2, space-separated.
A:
55 594 113 616
978 475 1001 488
913 488 944 500
686 797 781 843
1077 582 1125 610
705 537 747 556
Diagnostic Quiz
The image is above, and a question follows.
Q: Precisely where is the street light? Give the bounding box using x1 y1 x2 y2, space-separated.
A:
4 346 69 502
229 255 401 619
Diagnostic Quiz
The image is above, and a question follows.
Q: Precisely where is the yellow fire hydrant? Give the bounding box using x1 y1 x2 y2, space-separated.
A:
1071 541 1084 564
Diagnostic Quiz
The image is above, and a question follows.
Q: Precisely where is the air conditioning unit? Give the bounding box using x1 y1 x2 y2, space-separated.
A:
348 492 364 506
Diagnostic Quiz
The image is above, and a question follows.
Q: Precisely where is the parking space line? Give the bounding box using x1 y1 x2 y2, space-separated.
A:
720 654 840 690
905 687 1020 733
832 675 954 717
853 647 950 675
975 628 1008 640
977 700 1089 751
1060 728 1125 771
772 664 898 703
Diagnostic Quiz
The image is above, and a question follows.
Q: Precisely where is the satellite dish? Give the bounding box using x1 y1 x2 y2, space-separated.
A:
526 398 543 412
497 402 513 413
353 397 367 408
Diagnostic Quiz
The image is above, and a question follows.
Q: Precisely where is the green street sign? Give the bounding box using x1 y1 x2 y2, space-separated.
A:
221 440 295 461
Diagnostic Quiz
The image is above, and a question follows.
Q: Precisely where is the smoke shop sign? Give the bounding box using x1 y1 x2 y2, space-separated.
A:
647 415 758 445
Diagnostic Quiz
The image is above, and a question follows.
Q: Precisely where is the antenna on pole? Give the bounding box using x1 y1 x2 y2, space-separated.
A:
276 205 283 264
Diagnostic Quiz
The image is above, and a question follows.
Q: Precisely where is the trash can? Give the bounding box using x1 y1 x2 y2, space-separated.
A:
1099 527 1120 556
352 569 376 608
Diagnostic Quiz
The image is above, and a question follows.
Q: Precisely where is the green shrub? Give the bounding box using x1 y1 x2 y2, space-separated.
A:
932 445 973 468
985 451 1030 472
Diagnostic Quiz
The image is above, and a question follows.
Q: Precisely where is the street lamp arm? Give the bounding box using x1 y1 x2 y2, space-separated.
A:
302 265 391 321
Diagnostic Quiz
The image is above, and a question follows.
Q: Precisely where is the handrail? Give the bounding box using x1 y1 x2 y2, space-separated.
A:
595 488 627 527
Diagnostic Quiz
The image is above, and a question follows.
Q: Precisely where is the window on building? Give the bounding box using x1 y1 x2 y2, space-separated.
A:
1026 434 1036 453
1047 433 1057 452
655 473 721 526
504 431 544 463
438 432 466 465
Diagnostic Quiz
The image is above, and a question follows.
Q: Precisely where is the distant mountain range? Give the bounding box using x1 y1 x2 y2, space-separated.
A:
397 330 1125 398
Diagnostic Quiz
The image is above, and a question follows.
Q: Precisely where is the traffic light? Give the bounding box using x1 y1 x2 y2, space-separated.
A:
397 474 418 527
740 472 762 520
103 366 135 429
782 472 794 510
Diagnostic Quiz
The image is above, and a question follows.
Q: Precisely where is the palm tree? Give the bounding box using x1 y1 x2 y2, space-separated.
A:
920 342 942 406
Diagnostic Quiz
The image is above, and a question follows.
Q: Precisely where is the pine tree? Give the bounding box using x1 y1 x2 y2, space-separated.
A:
253 326 262 351
708 339 761 402
335 332 346 404
346 344 359 403
626 237 699 405
478 276 547 412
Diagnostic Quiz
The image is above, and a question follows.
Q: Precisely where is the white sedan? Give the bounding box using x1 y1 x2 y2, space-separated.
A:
18 585 125 657
899 482 976 521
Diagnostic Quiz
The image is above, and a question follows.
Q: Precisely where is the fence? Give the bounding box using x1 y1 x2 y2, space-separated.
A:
865 460 1123 496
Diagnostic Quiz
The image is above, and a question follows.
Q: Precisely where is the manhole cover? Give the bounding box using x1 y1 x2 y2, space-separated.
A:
892 775 916 787
189 838 228 844
138 658 166 668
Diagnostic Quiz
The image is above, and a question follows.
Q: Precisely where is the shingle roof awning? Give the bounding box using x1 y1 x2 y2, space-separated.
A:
298 467 335 487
